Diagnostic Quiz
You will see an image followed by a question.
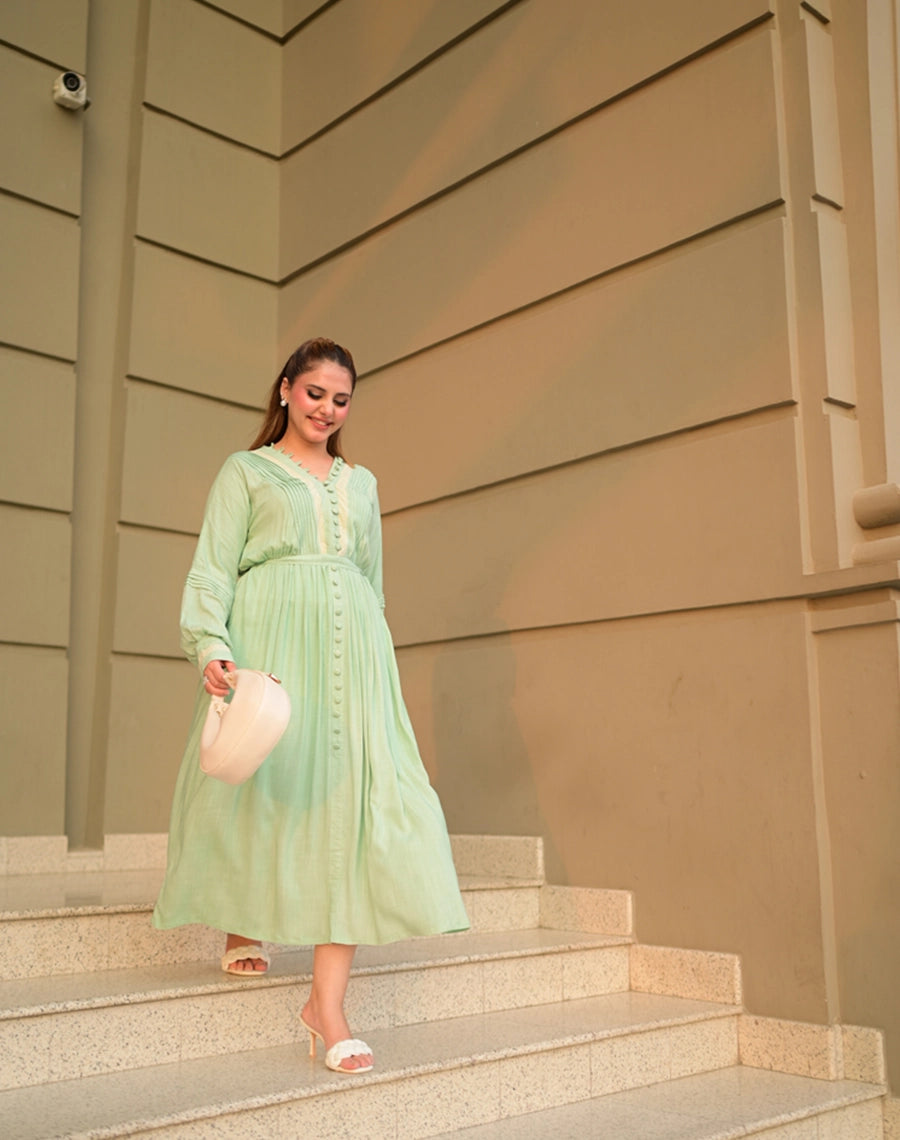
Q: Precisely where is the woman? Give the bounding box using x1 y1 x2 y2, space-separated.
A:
153 338 469 1074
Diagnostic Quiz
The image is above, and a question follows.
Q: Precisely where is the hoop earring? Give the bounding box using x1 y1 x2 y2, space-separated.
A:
280 398 288 407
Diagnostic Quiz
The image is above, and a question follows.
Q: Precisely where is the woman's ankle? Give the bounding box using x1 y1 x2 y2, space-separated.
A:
225 932 261 949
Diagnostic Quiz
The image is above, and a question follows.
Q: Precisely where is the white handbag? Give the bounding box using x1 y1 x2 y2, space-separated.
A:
199 669 291 785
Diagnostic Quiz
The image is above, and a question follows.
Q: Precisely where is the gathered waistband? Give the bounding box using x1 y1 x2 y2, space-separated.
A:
258 554 364 576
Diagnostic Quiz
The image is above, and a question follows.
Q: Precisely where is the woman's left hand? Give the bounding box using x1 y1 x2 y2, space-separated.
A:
203 659 236 696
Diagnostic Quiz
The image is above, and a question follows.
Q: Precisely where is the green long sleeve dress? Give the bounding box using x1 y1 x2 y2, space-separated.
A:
152 445 469 945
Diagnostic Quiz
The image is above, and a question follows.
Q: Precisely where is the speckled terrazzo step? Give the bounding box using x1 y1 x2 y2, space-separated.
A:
0 870 544 980
428 1067 885 1140
0 991 741 1139
0 928 632 1091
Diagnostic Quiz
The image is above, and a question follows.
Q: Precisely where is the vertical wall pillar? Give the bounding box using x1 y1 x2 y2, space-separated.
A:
866 0 900 488
850 0 900 564
65 0 150 848
781 0 866 571
774 0 866 1028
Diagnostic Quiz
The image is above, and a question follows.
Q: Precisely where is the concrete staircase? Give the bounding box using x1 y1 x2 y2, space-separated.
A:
0 835 887 1138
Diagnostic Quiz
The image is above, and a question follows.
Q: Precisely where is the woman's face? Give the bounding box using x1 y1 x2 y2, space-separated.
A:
280 361 353 448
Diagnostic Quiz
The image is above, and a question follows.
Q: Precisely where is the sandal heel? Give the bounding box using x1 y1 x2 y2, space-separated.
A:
300 1015 323 1059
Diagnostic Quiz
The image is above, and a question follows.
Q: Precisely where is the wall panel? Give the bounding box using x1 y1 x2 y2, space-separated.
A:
145 0 280 153
0 646 68 836
349 214 793 512
0 47 83 214
0 349 75 512
0 0 83 845
397 599 829 1022
0 507 70 647
138 111 278 277
279 27 781 368
816 617 900 1083
281 0 509 148
104 656 198 833
120 381 259 532
0 0 88 69
382 414 804 645
129 243 278 400
280 0 770 270
0 196 79 359
113 529 197 658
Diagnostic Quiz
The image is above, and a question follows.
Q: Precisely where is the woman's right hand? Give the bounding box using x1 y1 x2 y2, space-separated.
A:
203 659 236 696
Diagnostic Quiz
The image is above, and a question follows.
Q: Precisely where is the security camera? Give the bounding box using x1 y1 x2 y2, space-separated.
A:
52 71 87 110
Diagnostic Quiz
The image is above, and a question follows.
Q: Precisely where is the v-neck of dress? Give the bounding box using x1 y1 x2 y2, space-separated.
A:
263 444 343 487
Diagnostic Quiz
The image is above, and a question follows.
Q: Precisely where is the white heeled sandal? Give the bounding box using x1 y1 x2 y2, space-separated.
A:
300 1015 374 1073
221 944 271 976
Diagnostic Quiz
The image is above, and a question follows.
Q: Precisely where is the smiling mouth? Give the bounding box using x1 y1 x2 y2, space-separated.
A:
309 418 332 429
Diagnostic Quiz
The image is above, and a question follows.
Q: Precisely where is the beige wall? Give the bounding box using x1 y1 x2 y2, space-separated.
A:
3 0 900 1090
398 601 831 1021
0 0 86 837
815 597 900 1064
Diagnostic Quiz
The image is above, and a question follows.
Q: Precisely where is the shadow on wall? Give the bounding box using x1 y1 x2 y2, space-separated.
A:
431 633 555 849
377 240 796 890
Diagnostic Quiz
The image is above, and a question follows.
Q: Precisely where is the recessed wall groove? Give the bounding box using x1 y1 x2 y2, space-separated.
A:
0 188 80 221
283 9 773 161
359 200 787 382
0 38 76 70
281 0 343 43
193 0 344 42
141 104 280 159
0 638 68 652
111 648 187 664
118 520 202 541
279 14 778 281
132 236 277 286
381 401 799 521
800 2 831 25
0 500 71 518
192 0 285 41
393 585 895 654
125 372 265 412
281 0 528 152
0 341 75 366
811 192 842 210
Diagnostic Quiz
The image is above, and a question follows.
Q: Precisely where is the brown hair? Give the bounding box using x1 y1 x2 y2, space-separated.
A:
250 338 357 458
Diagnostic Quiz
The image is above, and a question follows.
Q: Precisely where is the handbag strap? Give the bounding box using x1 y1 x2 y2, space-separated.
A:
209 670 238 719
209 670 283 719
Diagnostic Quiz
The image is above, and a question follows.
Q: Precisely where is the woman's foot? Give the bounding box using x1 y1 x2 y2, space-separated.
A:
221 933 269 975
300 1001 373 1072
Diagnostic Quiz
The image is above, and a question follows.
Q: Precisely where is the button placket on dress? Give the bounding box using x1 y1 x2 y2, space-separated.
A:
326 477 345 762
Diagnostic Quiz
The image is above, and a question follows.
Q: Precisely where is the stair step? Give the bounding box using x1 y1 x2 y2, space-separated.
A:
0 872 543 980
430 1067 885 1139
4 839 883 1139
0 992 739 1139
0 868 165 920
0 929 632 1090
0 870 543 922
